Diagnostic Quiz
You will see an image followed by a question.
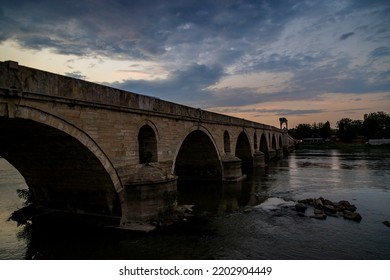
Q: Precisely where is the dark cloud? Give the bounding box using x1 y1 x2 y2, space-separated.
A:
214 107 324 116
112 63 224 104
241 52 325 73
370 47 390 57
339 32 355 40
0 0 324 60
1 0 389 110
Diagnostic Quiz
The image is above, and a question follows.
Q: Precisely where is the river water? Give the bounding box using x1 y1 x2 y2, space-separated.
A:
1 149 389 260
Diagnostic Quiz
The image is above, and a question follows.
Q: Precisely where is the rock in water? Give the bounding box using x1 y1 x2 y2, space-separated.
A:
343 211 362 222
323 199 334 206
323 204 337 214
298 198 313 205
314 198 324 209
295 203 307 213
310 213 327 220
336 200 357 212
382 221 390 227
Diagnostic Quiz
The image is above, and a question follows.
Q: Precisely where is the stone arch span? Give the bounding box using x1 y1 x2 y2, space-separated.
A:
279 135 283 149
272 134 277 150
173 126 222 180
260 133 269 165
224 130 231 153
235 130 253 173
137 120 160 141
137 120 160 164
0 106 125 225
138 125 158 164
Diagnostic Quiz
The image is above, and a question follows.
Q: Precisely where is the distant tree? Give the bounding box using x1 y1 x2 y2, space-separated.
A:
312 122 319 138
319 121 331 139
337 118 363 142
363 111 390 139
337 118 351 142
292 123 313 139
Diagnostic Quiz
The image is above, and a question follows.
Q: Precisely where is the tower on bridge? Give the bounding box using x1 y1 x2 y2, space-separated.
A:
279 117 288 130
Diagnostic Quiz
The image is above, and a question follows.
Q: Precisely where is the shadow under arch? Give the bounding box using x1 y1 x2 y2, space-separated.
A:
138 125 158 164
0 106 125 226
272 134 277 150
235 130 253 174
279 135 283 149
173 126 222 180
260 133 269 165
224 130 231 153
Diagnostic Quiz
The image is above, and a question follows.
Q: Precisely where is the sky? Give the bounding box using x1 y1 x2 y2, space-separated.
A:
1 0 389 128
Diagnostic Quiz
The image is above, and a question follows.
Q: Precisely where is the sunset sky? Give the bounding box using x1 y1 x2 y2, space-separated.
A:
1 0 389 128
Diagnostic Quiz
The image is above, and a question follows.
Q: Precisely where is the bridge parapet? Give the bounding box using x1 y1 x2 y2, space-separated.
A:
0 61 275 129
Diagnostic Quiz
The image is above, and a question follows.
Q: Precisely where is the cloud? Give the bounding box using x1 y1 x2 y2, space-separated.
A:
370 47 390 57
65 71 87 80
112 63 224 104
1 0 389 118
339 32 355 40
215 107 324 116
0 0 333 62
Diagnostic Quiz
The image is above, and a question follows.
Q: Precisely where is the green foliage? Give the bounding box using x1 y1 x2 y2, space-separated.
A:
319 121 331 139
289 121 332 140
291 111 389 143
335 111 390 142
16 189 32 206
8 189 34 226
336 118 363 142
363 111 390 139
291 123 312 139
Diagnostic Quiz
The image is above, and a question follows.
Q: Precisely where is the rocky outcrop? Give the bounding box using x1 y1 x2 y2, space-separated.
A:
296 197 362 223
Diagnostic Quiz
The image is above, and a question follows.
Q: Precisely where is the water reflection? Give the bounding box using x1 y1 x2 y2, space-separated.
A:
330 150 340 170
177 171 271 215
178 179 242 214
1 149 390 259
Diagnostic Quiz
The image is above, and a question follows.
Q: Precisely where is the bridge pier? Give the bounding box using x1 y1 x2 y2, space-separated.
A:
253 151 266 167
123 164 177 223
276 148 284 159
268 149 276 160
221 154 246 181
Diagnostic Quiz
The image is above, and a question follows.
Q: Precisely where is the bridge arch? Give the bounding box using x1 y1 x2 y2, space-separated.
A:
279 135 283 149
235 130 253 172
260 133 269 165
138 123 158 164
254 132 258 151
272 134 277 150
137 120 160 140
173 126 222 179
0 106 125 224
224 130 231 153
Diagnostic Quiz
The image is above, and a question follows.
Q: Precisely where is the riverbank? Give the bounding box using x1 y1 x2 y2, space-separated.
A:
295 142 390 150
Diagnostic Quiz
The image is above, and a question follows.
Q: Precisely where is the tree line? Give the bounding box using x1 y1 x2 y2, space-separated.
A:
289 111 390 143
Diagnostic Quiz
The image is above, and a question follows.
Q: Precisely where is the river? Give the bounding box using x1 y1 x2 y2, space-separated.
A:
1 149 389 259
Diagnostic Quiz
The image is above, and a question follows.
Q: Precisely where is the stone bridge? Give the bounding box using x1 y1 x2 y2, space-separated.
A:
0 61 294 228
